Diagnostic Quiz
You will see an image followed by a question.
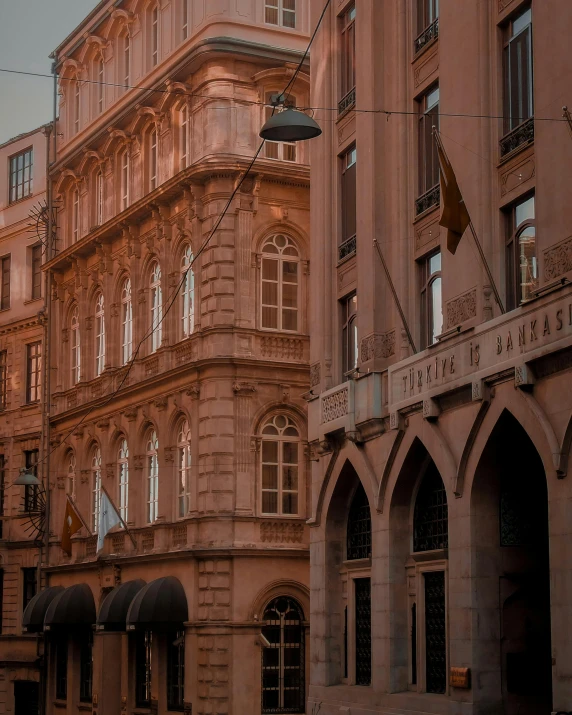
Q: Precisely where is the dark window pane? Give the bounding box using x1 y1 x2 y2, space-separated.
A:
424 571 446 693
355 578 371 685
346 483 371 560
413 462 448 552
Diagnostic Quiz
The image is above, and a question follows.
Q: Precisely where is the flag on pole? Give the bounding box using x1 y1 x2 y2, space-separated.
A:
97 489 122 553
61 496 84 555
436 131 471 255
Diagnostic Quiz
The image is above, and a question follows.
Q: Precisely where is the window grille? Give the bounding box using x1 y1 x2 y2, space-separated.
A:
55 633 68 700
346 483 371 560
79 630 93 702
167 630 185 710
354 578 371 685
413 462 448 552
135 630 152 707
424 571 446 693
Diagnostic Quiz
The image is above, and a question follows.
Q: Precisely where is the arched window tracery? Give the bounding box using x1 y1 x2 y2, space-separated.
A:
95 292 106 376
150 262 162 352
176 419 191 517
261 415 300 516
261 234 300 332
180 245 194 338
146 429 159 523
70 305 81 385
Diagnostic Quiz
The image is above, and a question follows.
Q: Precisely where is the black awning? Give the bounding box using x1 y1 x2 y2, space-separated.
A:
23 586 65 633
96 579 146 632
44 583 96 630
126 576 188 631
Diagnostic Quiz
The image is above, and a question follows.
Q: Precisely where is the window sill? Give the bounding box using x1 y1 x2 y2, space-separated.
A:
23 298 42 306
8 193 34 208
408 548 448 563
413 34 438 61
52 700 67 709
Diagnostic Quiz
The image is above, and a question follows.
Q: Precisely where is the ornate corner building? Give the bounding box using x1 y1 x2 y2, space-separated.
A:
308 1 572 715
13 2 313 715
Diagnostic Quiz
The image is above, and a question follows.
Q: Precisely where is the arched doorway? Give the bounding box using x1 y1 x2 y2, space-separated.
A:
472 410 552 715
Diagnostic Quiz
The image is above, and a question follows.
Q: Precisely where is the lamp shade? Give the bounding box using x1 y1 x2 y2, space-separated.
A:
259 107 322 142
13 469 41 487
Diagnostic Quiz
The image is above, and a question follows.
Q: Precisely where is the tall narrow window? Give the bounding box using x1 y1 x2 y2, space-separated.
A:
151 6 159 67
24 449 39 512
150 262 162 352
261 415 300 516
341 292 358 378
417 86 440 214
0 351 7 409
71 305 81 384
181 246 195 338
506 194 536 310
120 149 130 210
74 78 81 135
264 95 297 162
0 455 5 540
149 129 158 190
503 8 533 140
123 33 131 88
180 104 189 170
118 438 129 522
420 251 442 347
26 342 41 403
121 278 133 364
424 571 446 693
96 171 104 226
413 462 448 553
55 634 68 700
72 188 80 243
415 0 439 53
96 57 104 114
181 0 189 41
91 447 102 532
177 420 191 518
340 146 357 259
346 483 371 560
95 292 106 377
265 0 296 28
9 148 33 203
340 5 356 114
135 631 152 707
22 567 37 611
0 568 3 632
31 245 42 300
66 451 76 500
79 631 93 703
354 578 372 686
167 630 185 711
1 255 11 310
146 430 159 523
262 597 305 713
261 234 299 332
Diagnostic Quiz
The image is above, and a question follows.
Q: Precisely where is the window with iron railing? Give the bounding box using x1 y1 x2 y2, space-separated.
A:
340 146 357 261
416 86 440 215
339 5 356 115
415 0 439 54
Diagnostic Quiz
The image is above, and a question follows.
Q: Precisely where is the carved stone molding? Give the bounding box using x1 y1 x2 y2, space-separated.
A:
446 288 477 329
133 455 144 470
175 341 195 365
260 521 304 544
185 382 201 399
310 362 321 387
360 330 396 362
154 396 168 411
500 153 535 197
106 463 115 478
123 406 138 422
544 235 572 281
260 336 304 361
321 386 349 423
233 382 257 395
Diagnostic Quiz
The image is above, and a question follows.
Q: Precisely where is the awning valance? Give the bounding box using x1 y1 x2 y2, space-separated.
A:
22 586 65 633
126 576 188 631
96 579 146 632
44 583 96 630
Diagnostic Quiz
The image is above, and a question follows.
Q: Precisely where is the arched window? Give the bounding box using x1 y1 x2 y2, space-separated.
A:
264 94 297 162
73 76 81 135
146 430 159 523
120 148 130 210
96 170 104 226
150 6 160 67
72 188 80 243
261 415 300 516
66 451 76 499
96 57 104 114
118 438 129 521
176 420 191 518
95 292 106 376
413 461 448 553
180 104 189 170
261 597 305 713
346 482 371 560
261 234 300 332
122 33 130 89
91 446 102 532
121 278 133 364
149 128 158 190
180 246 194 338
420 251 442 347
150 262 162 352
506 194 536 310
70 305 81 385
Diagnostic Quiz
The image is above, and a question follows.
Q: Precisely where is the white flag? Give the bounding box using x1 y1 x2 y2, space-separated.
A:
97 490 122 553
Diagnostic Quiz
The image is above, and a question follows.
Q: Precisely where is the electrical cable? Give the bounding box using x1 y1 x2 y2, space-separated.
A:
0 66 568 124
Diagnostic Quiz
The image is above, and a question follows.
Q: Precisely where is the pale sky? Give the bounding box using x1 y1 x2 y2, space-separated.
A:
0 0 101 145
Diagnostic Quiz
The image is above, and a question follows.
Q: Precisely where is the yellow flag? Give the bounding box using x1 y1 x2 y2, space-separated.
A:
61 497 84 555
436 134 471 254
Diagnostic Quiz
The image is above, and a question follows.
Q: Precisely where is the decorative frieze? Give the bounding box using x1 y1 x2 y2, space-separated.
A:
360 330 396 362
322 386 349 423
260 336 304 361
141 530 154 552
172 524 187 547
446 288 477 329
260 521 304 544
544 235 572 281
310 362 321 387
144 357 159 377
175 340 195 365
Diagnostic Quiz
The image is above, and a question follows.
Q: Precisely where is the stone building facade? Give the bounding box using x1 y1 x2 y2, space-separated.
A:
29 2 312 715
307 1 572 715
0 126 50 714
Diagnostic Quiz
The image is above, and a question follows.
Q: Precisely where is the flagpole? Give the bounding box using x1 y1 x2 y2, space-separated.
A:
434 129 505 315
373 238 417 354
68 494 93 536
100 484 137 548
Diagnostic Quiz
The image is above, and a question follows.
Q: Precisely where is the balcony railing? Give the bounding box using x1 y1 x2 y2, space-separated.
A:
414 18 439 54
338 86 356 116
339 234 357 262
415 184 440 216
500 117 534 158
